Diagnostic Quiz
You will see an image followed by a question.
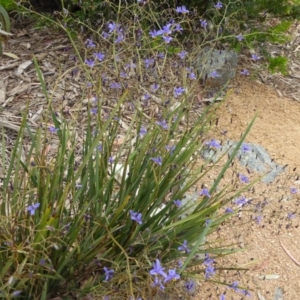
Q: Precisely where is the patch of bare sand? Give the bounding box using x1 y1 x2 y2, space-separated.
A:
193 79 300 300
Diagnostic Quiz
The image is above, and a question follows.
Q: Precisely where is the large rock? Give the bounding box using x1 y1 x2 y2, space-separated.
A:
196 47 238 87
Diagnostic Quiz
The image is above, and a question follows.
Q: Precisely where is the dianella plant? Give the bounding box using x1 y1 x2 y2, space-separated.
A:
0 1 258 299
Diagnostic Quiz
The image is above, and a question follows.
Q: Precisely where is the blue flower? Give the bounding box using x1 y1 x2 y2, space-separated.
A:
151 277 165 290
205 264 215 278
230 281 241 292
151 83 160 92
204 253 215 266
288 212 296 219
241 69 250 76
108 21 121 33
174 23 183 33
144 58 155 68
225 207 234 214
241 143 251 152
236 34 244 41
164 269 180 282
85 58 95 68
49 126 59 134
200 19 207 28
150 259 167 278
235 196 249 206
139 126 147 137
239 174 249 183
290 187 298 194
220 294 226 300
178 50 188 59
162 36 173 43
174 87 185 97
199 188 211 198
150 156 163 166
176 5 189 14
110 82 122 89
103 267 114 281
94 52 105 61
85 38 96 48
165 145 176 155
156 120 169 130
251 54 261 61
149 29 160 38
206 139 221 148
185 279 196 293
173 200 182 208
27 203 40 216
129 210 143 224
178 240 191 253
254 215 263 225
158 23 172 36
210 70 220 78
188 72 196 80
214 1 223 9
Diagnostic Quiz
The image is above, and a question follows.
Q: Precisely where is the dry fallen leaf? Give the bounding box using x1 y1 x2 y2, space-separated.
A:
0 80 6 104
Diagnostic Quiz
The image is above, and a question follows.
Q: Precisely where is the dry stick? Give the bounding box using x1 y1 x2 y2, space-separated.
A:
280 239 300 267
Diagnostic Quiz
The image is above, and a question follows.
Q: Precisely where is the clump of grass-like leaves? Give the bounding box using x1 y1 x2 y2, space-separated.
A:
0 1 259 299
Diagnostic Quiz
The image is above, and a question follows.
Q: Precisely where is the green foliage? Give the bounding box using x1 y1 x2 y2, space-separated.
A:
267 56 289 75
0 4 11 55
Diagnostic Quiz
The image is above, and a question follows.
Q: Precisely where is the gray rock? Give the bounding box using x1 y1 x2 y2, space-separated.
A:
273 287 283 300
196 47 238 87
201 140 285 183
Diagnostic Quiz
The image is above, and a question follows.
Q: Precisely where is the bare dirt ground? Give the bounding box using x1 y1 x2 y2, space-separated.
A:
0 17 299 300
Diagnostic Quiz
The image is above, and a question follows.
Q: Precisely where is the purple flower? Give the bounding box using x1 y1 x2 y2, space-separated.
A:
27 203 40 215
242 290 252 297
157 52 165 59
102 31 110 39
110 82 122 89
151 277 165 290
85 58 95 68
139 126 147 137
189 72 196 80
199 188 211 198
241 143 251 152
162 36 173 43
288 212 296 219
39 258 46 266
204 253 215 266
108 157 114 164
97 143 103 152
103 267 114 281
225 207 234 214
230 281 241 292
205 264 215 278
85 38 96 48
129 210 143 224
151 83 160 92
200 19 208 28
241 69 250 76
251 54 261 61
178 50 188 59
210 70 220 78
235 196 249 206
290 187 298 194
165 145 176 155
156 120 169 130
49 126 59 134
185 279 196 293
150 156 163 166
205 219 211 226
150 259 167 278
178 240 191 253
173 200 182 208
115 34 124 44
236 34 244 41
158 23 172 36
144 58 155 68
254 215 263 225
239 174 249 183
176 5 189 14
164 269 180 282
11 291 22 297
174 87 185 97
214 1 223 9
150 29 160 38
94 52 105 61
220 294 226 300
174 23 183 33
108 22 121 33
91 107 98 114
206 139 221 148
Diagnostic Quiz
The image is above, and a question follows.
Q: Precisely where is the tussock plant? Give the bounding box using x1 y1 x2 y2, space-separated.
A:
0 1 261 299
